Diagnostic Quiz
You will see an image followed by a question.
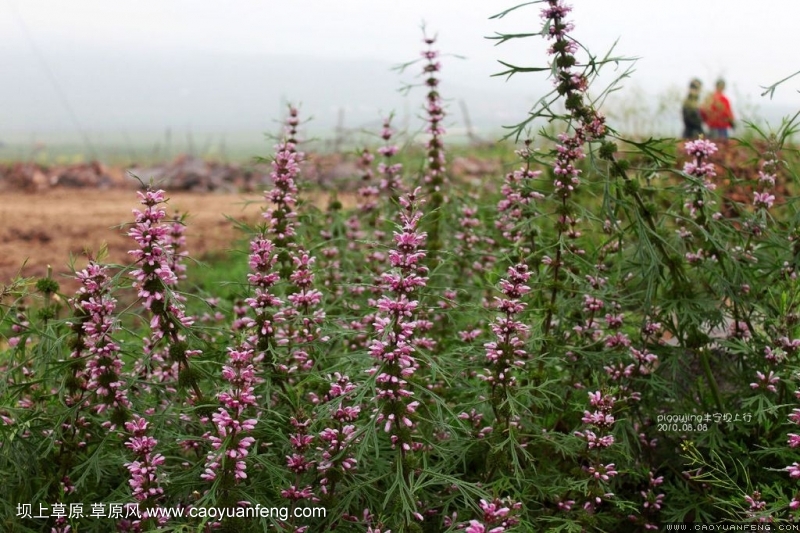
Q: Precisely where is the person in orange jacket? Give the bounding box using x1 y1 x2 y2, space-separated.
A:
701 79 735 139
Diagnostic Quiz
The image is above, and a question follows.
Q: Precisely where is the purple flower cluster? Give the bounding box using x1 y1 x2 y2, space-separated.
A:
683 139 719 180
750 370 779 394
75 262 129 422
367 189 428 453
128 189 201 393
201 347 258 483
346 118 401 286
265 142 301 247
261 110 326 379
745 151 779 240
310 373 361 496
421 37 445 193
317 221 345 303
462 498 521 533
284 105 300 147
541 0 606 198
744 491 770 522
377 117 403 198
570 289 660 404
281 416 318 511
785 388 800 511
265 107 304 250
454 204 495 279
482 264 531 429
129 190 179 310
357 147 379 213
123 416 167 528
682 139 719 219
627 471 665 530
754 190 776 210
243 236 283 359
275 251 325 375
496 142 544 246
7 310 30 349
552 132 587 198
362 509 391 533
759 157 778 188
61 273 94 410
165 212 188 288
572 391 618 513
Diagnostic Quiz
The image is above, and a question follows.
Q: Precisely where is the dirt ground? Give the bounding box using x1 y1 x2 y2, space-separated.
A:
0 189 317 292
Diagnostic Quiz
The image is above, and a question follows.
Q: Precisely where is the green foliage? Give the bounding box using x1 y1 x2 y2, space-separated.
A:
2 2 800 532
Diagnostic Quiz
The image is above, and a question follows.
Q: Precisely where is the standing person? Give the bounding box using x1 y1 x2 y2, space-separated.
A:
701 79 735 139
682 78 704 139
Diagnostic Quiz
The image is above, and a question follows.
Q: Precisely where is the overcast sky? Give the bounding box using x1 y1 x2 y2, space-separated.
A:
1 0 799 140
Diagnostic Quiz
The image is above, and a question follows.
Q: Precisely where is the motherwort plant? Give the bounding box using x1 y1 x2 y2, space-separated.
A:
128 189 203 399
7 2 800 532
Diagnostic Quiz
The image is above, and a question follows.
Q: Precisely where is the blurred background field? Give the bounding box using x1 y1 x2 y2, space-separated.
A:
2 0 800 301
2 1 800 166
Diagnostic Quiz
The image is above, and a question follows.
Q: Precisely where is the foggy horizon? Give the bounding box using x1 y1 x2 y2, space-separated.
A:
2 0 799 149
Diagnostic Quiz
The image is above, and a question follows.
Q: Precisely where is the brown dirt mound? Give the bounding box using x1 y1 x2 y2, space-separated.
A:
0 157 271 193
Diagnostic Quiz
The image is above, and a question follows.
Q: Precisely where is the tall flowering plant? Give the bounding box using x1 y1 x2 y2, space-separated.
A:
122 416 167 531
482 263 531 434
537 0 608 340
76 262 129 424
368 188 428 456
420 35 447 258
361 187 431 529
128 189 203 398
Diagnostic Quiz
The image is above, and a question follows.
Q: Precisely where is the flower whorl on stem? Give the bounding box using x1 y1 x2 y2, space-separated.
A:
128 189 202 397
683 139 719 210
201 347 258 484
378 116 404 199
496 141 544 249
75 263 129 422
422 37 445 193
541 0 606 198
265 142 301 252
123 416 167 528
420 35 447 257
482 263 531 430
367 188 428 453
244 236 283 361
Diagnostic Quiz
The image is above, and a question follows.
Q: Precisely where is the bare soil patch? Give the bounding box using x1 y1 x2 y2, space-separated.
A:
0 189 281 291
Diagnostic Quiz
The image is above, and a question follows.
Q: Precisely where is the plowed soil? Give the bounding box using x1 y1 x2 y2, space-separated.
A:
0 189 303 292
